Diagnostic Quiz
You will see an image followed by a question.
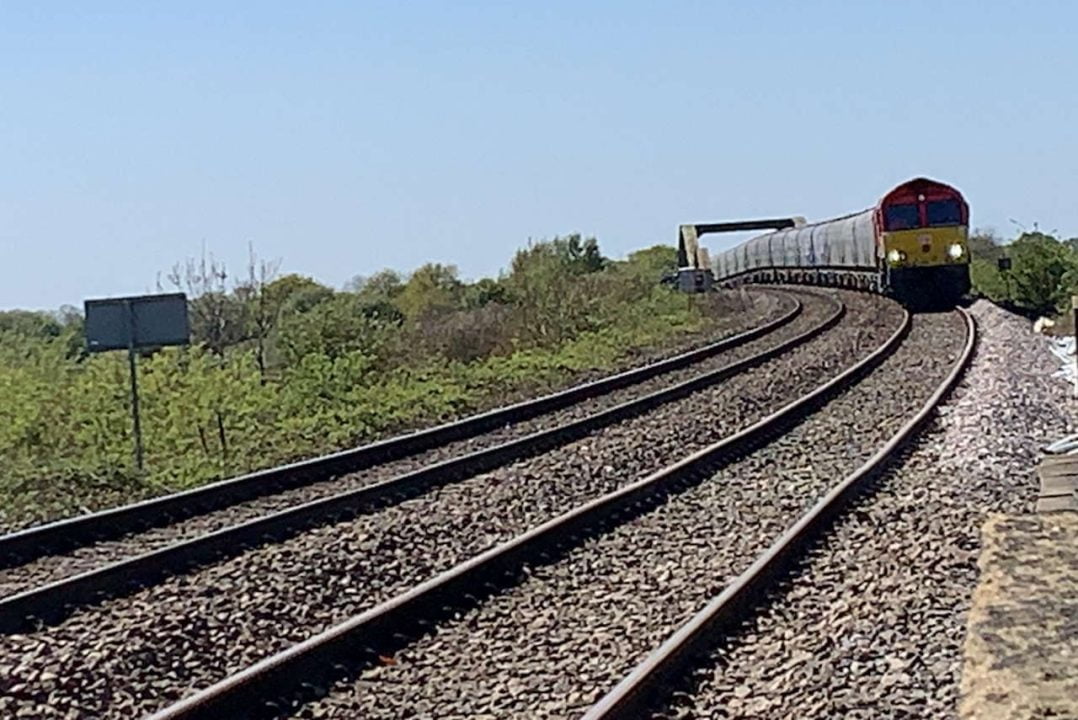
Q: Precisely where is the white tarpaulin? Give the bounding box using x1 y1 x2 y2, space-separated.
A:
1049 336 1077 388
1044 335 1078 453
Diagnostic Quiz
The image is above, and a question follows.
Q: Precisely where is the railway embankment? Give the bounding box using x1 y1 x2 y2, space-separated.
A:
960 513 1078 720
2 294 1072 719
958 300 1078 720
640 300 1072 719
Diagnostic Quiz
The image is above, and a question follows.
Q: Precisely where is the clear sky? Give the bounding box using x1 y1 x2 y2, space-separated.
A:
2 1 1076 310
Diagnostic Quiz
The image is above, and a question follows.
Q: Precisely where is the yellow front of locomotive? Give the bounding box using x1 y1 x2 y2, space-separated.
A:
882 225 969 268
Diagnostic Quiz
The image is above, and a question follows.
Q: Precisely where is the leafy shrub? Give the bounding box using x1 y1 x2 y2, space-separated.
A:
970 230 1078 314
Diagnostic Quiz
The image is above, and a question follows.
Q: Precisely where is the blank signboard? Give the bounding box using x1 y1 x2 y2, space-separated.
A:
85 293 190 352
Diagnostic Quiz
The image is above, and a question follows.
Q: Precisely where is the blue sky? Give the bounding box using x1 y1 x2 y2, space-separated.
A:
2 1 1076 309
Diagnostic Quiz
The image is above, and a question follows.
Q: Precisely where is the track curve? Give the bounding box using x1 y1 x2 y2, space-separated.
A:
144 297 912 720
0 289 903 719
582 308 975 719
0 290 800 566
0 291 831 630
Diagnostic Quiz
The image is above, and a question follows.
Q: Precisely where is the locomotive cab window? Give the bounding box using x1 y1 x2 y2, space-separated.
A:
925 199 962 226
884 203 920 231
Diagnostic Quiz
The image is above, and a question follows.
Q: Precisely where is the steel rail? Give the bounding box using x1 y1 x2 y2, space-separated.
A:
581 307 975 720
144 304 910 720
0 296 843 633
0 291 801 569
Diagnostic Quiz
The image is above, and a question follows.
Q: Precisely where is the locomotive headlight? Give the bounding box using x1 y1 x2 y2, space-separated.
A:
887 249 906 264
947 243 964 259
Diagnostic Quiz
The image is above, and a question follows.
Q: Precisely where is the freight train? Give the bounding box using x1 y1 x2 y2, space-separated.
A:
707 177 971 305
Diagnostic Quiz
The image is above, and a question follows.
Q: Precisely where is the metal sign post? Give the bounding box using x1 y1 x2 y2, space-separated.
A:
85 293 189 472
125 300 144 469
996 256 1013 302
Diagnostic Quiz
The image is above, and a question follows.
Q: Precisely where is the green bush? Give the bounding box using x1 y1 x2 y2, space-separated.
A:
969 230 1078 314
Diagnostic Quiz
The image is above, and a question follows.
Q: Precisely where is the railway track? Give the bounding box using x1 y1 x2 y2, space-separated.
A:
0 288 899 719
0 290 795 568
0 289 813 625
124 294 941 720
585 308 975 720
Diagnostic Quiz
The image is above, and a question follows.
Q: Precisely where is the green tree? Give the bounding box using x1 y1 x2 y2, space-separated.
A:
276 293 396 366
968 230 1005 262
506 239 601 344
462 278 509 309
269 274 335 316
550 234 607 274
1006 232 1077 312
395 264 463 321
233 247 282 381
968 229 1009 302
0 310 64 339
970 259 1009 302
351 269 405 303
622 245 679 281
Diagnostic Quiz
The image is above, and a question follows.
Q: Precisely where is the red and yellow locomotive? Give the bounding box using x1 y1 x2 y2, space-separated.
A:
712 178 970 304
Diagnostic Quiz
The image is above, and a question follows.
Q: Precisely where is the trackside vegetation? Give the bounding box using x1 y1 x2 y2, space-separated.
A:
0 237 747 529
968 228 1078 315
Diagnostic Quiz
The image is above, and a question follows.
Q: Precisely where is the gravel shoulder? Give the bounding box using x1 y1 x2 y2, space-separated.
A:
653 300 1072 720
959 513 1078 720
292 311 965 718
0 289 899 719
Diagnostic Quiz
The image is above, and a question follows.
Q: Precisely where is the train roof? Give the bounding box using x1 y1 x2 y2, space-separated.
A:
733 177 966 240
880 177 966 206
748 208 872 237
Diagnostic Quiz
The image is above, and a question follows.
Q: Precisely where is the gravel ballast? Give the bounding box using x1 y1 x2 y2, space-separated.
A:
959 513 1078 720
0 292 795 597
291 311 967 718
652 300 1071 719
0 289 900 719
